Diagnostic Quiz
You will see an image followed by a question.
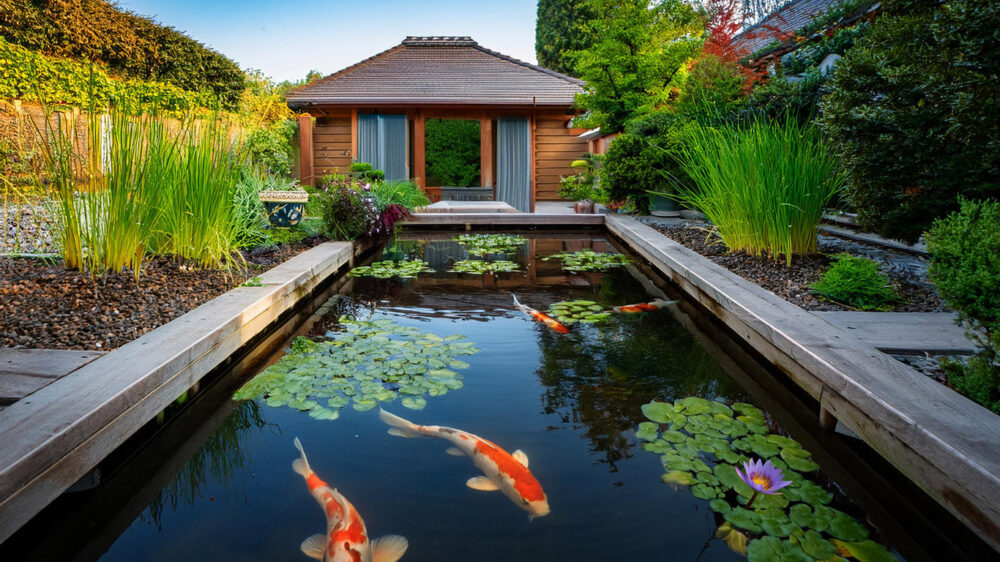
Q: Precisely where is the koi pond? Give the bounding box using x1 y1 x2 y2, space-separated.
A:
3 231 987 561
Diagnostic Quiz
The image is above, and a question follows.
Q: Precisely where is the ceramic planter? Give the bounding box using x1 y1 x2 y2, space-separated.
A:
648 193 681 217
259 190 309 228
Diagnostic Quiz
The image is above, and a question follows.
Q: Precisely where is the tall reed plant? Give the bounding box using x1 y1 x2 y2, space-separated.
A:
154 118 246 268
668 119 842 265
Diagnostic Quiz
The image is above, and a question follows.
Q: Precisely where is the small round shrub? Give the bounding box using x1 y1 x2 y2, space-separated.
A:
600 111 694 206
818 0 1000 243
809 254 898 310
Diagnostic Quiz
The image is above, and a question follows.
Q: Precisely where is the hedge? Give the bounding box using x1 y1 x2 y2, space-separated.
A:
0 0 245 109
0 36 211 112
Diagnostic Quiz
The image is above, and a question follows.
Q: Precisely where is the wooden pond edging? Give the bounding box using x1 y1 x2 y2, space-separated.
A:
0 241 354 543
405 212 604 228
605 214 1000 552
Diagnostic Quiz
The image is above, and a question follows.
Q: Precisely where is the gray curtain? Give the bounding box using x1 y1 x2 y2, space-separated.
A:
357 114 407 181
496 117 531 212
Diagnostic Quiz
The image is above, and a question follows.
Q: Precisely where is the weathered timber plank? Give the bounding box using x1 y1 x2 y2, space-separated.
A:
605 214 1000 552
0 349 104 379
0 375 58 405
0 242 353 543
814 311 975 355
818 224 929 256
405 213 604 227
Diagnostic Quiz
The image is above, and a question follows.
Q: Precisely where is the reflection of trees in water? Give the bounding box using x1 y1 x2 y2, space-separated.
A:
141 400 273 527
536 313 742 472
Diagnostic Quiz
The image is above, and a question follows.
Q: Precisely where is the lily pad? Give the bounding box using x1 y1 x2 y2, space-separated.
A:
350 259 433 279
548 300 613 325
830 539 897 562
747 536 812 562
449 259 520 274
542 249 632 272
454 233 528 256
636 422 659 441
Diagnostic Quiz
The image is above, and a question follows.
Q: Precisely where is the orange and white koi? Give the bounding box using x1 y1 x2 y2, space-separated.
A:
292 438 408 562
379 409 551 519
511 293 569 334
612 299 677 313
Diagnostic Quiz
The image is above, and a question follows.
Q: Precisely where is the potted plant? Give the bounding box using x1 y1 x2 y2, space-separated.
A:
559 153 604 214
646 190 682 217
259 177 309 228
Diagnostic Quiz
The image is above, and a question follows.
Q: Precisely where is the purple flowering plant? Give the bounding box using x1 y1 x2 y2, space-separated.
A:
735 457 791 508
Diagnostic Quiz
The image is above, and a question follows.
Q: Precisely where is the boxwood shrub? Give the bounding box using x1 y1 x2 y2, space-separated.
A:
818 0 1000 244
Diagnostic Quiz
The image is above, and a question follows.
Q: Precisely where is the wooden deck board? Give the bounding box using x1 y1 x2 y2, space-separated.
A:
814 311 975 355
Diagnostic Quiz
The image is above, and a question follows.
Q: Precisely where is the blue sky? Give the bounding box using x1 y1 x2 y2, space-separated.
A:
117 0 541 83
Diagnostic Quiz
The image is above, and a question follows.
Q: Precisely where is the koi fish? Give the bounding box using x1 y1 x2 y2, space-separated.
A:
612 299 677 313
379 409 551 519
511 293 570 334
292 438 408 562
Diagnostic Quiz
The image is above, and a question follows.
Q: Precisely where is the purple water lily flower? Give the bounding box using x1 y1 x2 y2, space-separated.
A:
735 458 791 496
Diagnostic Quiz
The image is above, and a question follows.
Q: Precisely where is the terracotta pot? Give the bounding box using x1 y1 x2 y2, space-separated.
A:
574 199 596 214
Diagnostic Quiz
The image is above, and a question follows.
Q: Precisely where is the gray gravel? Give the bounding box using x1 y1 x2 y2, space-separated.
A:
1 202 58 254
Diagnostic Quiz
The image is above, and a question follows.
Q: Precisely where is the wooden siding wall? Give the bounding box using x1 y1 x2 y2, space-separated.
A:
313 115 352 179
535 113 589 200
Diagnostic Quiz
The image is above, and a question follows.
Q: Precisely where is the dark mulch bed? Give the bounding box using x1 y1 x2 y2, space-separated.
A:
0 236 328 351
649 224 944 312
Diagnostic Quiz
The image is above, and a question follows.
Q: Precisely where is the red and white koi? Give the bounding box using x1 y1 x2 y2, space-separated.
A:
292 438 408 562
511 293 569 334
379 409 551 519
612 298 677 314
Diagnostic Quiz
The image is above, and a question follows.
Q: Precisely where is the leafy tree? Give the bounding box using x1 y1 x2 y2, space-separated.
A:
535 0 594 76
819 0 1000 243
424 119 481 187
571 0 704 133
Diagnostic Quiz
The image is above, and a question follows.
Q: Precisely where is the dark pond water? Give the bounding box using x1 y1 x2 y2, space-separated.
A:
7 231 986 562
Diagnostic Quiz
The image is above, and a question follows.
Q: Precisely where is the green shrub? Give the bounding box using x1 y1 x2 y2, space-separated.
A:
245 121 295 177
558 153 604 202
425 119 480 187
0 37 210 113
677 55 747 118
0 0 245 109
942 356 1000 414
320 186 379 241
372 180 430 210
819 0 1000 243
600 111 694 206
743 69 824 123
671 119 842 264
809 254 898 310
927 198 1000 411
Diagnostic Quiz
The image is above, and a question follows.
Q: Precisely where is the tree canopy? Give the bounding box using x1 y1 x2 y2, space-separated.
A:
535 0 594 76
570 0 704 133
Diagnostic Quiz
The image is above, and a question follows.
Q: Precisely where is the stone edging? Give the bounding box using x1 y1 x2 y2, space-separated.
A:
605 214 1000 551
0 241 354 542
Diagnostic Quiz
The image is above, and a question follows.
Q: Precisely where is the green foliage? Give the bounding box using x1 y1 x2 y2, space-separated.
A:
809 254 898 310
449 259 520 274
781 22 869 75
350 260 434 279
744 69 824 124
640 397 894 560
928 198 1000 411
818 0 1000 243
671 119 842 265
677 54 747 118
320 186 379 241
454 233 528 256
570 0 704 132
425 119 480 187
244 121 295 176
942 356 1000 415
600 111 695 205
0 37 210 113
0 0 245 109
535 0 594 76
372 180 430 211
233 318 480 418
543 249 631 272
547 300 612 325
558 153 605 202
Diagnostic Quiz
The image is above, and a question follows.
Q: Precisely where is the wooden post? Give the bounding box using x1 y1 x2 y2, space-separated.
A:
414 111 426 189
298 114 314 186
350 109 358 161
480 117 493 189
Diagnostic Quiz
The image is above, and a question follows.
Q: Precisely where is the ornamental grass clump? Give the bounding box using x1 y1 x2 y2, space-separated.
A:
672 119 843 265
809 254 899 311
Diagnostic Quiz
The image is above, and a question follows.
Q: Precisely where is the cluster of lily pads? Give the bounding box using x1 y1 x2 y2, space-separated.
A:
638 397 895 562
449 259 520 275
547 300 612 325
233 318 480 419
543 249 632 272
350 259 434 279
454 233 527 256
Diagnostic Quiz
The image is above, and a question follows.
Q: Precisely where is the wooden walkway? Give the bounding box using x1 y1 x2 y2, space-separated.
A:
0 349 105 410
814 311 975 355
